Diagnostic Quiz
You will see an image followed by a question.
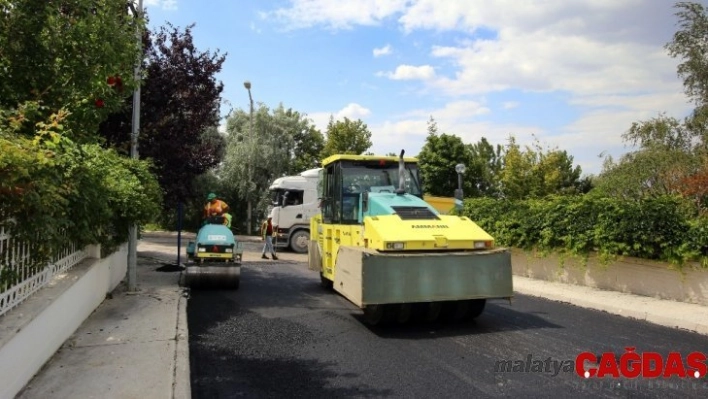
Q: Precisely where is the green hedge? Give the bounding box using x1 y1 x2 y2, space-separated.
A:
462 194 708 268
1 126 162 287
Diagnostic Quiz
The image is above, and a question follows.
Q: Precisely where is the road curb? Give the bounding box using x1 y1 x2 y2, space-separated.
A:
513 276 708 336
173 288 191 399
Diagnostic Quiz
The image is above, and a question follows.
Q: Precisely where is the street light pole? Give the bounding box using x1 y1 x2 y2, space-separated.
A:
244 81 254 235
454 163 466 211
128 0 143 292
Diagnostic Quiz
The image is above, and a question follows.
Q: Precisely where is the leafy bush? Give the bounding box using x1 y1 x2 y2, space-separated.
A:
463 194 707 268
0 110 162 277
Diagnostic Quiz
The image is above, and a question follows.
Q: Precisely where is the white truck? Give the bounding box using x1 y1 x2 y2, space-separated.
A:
267 168 321 253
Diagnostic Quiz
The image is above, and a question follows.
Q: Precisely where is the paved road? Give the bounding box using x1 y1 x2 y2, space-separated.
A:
187 248 708 398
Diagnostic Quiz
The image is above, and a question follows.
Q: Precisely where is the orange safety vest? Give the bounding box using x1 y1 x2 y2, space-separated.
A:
204 199 229 217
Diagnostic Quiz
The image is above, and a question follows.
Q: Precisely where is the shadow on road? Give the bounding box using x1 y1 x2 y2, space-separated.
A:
357 301 564 340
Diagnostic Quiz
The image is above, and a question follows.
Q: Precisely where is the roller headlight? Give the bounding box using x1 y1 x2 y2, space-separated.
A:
385 242 405 250
474 241 492 249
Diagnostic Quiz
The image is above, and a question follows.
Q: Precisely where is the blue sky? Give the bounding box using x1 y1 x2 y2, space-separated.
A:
143 0 702 176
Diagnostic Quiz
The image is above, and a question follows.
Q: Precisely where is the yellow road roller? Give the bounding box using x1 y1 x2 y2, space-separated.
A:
308 150 513 325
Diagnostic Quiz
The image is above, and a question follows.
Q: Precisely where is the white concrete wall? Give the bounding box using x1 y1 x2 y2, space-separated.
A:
109 244 129 291
511 248 708 306
0 243 128 399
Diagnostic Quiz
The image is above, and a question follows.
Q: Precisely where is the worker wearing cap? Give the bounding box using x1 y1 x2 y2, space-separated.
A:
203 193 230 220
260 216 278 260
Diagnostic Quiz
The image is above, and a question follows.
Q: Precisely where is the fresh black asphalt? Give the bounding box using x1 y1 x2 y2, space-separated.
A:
187 258 708 398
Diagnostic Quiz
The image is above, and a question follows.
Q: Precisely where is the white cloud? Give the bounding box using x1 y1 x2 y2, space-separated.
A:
268 0 407 30
398 100 490 120
428 31 682 99
308 103 372 131
377 64 436 81
268 0 695 174
340 103 372 119
366 93 691 175
306 96 672 174
144 0 177 11
373 44 392 57
367 100 538 157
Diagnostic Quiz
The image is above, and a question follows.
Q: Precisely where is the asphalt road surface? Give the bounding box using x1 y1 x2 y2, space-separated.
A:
187 246 708 399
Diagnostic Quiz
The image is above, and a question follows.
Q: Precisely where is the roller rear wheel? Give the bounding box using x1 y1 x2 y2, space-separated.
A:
412 302 443 323
468 299 486 319
363 305 395 326
319 272 333 290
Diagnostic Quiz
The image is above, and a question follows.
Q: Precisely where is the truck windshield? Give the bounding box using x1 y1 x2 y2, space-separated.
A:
341 162 422 197
270 189 286 206
270 189 303 206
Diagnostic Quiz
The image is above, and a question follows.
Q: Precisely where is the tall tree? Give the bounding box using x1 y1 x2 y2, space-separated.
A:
222 103 324 232
292 123 325 172
500 135 587 199
276 106 324 174
98 23 227 209
594 113 701 200
594 149 692 200
0 0 162 252
594 3 708 207
498 136 534 200
416 118 468 197
666 1 708 107
466 138 504 197
320 116 372 158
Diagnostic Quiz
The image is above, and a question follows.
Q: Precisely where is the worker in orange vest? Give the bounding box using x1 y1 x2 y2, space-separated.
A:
203 193 230 225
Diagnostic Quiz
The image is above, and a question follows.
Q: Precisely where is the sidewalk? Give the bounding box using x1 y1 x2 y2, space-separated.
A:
13 236 708 398
15 242 191 399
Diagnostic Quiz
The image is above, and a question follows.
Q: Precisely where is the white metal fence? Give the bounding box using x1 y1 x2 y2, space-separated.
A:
0 224 87 318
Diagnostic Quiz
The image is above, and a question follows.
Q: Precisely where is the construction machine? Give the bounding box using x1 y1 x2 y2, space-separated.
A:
308 150 513 325
182 215 243 289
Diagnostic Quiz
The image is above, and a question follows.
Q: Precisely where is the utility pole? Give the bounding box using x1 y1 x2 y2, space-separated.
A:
128 0 143 292
243 81 254 235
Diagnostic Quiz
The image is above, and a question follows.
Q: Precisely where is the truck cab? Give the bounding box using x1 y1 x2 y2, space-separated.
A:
268 168 321 253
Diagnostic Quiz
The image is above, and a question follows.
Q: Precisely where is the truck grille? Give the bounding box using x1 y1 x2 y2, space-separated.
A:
391 206 440 220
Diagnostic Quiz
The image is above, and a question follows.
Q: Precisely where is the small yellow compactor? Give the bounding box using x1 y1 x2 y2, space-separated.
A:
308 150 514 325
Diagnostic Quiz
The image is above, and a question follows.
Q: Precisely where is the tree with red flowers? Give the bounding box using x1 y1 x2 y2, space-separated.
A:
0 0 142 142
98 23 227 212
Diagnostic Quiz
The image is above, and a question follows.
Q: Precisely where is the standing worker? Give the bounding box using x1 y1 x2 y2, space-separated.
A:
260 216 278 260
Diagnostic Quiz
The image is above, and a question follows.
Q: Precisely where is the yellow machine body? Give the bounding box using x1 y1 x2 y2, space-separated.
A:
307 153 513 325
